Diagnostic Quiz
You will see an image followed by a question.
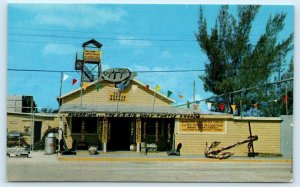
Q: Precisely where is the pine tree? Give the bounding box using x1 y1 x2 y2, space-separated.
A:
196 5 293 116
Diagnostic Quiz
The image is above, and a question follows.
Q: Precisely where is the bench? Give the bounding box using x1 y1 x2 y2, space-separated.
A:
141 143 157 155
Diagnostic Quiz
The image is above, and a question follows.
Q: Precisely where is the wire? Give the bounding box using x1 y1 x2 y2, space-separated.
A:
8 39 196 48
8 26 194 37
8 33 195 42
7 63 289 74
174 77 294 107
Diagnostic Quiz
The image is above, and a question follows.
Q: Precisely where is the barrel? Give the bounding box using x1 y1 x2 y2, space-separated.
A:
45 132 56 154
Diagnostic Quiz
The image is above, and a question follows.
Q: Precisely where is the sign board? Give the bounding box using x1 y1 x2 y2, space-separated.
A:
179 119 226 134
109 92 128 102
136 118 141 143
65 112 199 118
83 50 101 62
102 118 108 143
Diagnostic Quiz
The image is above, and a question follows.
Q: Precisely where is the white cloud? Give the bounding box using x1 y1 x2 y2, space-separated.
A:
117 36 153 47
20 5 127 29
42 43 77 55
160 50 173 59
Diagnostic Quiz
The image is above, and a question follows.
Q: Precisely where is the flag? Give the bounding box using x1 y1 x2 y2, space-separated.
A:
83 82 88 91
263 102 268 107
155 85 161 91
219 103 225 111
178 93 184 99
132 85 137 93
231 104 236 112
72 79 78 85
283 95 288 104
119 83 125 92
96 82 101 92
167 90 172 98
146 85 150 90
253 103 258 108
274 99 278 103
63 74 69 81
207 102 212 110
193 104 199 110
195 100 200 104
113 87 120 95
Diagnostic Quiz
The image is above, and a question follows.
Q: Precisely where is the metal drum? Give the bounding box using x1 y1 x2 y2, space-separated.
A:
45 132 56 154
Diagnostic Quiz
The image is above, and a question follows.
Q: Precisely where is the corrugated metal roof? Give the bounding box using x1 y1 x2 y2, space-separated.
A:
7 112 58 118
60 104 199 115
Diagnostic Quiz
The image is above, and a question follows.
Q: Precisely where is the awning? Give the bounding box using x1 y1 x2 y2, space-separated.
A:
59 104 201 118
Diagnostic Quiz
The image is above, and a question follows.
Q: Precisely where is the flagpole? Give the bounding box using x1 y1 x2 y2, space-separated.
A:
59 71 63 107
152 90 157 113
80 60 84 107
117 88 120 112
193 80 195 103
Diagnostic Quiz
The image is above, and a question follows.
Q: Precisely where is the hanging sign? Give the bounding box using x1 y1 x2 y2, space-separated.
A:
136 118 142 143
83 50 101 62
179 119 226 134
102 118 108 143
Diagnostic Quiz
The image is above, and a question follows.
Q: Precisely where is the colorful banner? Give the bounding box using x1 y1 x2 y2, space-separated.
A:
207 102 212 110
83 82 89 91
283 95 288 104
119 83 125 92
63 74 69 81
132 85 137 93
167 90 172 98
72 79 78 86
219 103 225 111
155 85 161 91
231 104 236 112
96 82 101 92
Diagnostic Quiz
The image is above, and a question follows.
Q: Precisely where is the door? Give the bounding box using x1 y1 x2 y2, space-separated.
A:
108 118 131 151
34 121 42 143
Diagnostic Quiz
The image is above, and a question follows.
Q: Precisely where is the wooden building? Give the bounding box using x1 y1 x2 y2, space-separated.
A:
7 112 59 147
59 79 200 152
58 78 282 156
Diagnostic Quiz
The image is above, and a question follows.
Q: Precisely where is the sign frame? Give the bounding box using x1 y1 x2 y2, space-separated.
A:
178 119 227 134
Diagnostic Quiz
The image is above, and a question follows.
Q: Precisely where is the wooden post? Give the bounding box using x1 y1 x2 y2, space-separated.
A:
248 121 255 157
155 121 159 143
102 117 108 153
240 100 243 118
143 121 147 140
136 117 141 152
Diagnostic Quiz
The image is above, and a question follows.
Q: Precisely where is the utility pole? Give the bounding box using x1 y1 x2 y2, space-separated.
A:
193 80 196 103
31 99 34 151
59 71 63 107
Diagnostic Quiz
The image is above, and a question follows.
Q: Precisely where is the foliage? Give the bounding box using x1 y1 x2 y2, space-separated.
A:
40 108 59 113
196 5 293 116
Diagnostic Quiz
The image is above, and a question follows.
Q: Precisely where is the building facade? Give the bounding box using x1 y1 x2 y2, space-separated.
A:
7 112 59 147
58 78 282 156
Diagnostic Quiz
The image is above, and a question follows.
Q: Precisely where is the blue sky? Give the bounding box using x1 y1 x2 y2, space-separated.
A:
7 4 294 111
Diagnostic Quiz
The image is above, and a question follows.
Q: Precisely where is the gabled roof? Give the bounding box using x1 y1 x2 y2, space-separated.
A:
82 39 102 48
59 78 175 103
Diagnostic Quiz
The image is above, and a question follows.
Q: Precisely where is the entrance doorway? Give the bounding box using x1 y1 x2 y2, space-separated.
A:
108 118 132 151
34 121 42 143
